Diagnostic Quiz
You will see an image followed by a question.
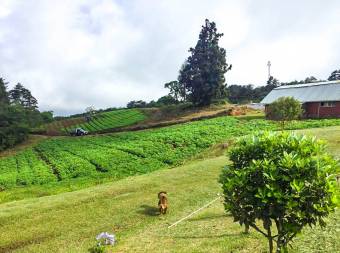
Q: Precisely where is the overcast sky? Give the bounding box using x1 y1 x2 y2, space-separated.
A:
1 0 340 115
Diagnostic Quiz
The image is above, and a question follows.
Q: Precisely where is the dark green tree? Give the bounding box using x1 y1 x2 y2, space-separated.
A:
156 95 177 105
127 100 147 108
40 111 54 123
164 80 185 102
0 78 9 106
281 76 322 86
328 69 340 81
9 83 38 109
267 76 280 88
178 19 232 106
8 83 23 105
220 132 338 253
22 88 38 109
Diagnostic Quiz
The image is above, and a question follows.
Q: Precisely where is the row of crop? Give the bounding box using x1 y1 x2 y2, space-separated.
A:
34 144 98 180
0 149 56 189
93 115 141 129
1 116 340 190
50 139 165 178
43 117 277 176
0 156 17 189
16 150 57 185
83 109 145 130
72 117 340 168
62 109 145 133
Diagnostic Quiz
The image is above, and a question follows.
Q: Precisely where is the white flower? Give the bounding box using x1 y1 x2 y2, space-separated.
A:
96 232 116 245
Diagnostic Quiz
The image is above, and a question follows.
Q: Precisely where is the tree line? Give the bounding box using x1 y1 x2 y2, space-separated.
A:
0 78 53 151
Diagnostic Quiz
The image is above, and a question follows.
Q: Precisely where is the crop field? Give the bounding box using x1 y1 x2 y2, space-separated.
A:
1 116 340 194
43 109 146 135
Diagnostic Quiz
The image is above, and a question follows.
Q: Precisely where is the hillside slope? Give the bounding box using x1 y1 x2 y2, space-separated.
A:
1 131 339 253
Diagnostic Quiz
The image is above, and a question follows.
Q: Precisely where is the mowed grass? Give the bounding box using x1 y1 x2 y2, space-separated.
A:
293 125 340 158
0 126 339 253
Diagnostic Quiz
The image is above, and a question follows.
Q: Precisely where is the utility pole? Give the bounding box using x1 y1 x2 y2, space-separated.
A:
267 61 271 79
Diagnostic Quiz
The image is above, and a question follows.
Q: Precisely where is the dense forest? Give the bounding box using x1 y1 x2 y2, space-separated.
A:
0 78 52 151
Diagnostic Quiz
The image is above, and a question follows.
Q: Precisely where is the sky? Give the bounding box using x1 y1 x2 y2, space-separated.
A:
0 0 340 116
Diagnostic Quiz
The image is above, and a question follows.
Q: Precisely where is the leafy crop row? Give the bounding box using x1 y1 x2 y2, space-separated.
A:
1 116 340 189
0 149 56 189
63 109 146 133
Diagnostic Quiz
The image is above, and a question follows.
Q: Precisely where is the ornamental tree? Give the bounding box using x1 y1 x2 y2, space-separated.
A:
220 132 338 253
266 97 303 130
178 19 232 106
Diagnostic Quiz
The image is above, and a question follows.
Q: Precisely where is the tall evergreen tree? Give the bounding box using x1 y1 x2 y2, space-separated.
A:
178 19 232 106
9 83 38 109
8 83 24 105
22 87 38 109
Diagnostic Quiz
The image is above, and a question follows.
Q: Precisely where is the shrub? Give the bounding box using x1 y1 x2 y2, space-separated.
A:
220 131 339 253
266 97 303 130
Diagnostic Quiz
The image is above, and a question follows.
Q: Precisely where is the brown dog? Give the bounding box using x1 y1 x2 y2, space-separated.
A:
158 191 168 214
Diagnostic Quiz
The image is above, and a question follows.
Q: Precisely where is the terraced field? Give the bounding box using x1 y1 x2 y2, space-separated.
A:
1 116 340 192
44 109 146 135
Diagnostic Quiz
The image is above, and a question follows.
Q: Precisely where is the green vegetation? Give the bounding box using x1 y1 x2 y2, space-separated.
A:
46 109 146 134
220 132 338 253
65 108 146 133
178 19 231 106
266 97 303 129
1 116 340 198
0 79 53 151
0 125 339 253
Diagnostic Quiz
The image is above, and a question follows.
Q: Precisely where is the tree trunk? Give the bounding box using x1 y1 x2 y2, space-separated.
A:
268 226 274 253
244 223 249 234
275 219 287 253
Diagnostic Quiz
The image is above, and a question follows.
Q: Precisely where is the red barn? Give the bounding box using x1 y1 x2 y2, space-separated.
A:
261 80 340 118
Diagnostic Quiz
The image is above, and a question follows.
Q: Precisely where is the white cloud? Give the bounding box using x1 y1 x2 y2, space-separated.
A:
0 0 340 115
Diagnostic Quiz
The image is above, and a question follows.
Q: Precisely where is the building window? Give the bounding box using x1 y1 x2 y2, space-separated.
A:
320 101 336 107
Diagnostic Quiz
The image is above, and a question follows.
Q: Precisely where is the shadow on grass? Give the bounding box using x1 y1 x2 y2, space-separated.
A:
0 234 52 253
138 204 159 216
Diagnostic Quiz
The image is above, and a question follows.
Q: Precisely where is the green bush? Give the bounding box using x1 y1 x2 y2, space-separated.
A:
266 97 303 130
220 131 339 253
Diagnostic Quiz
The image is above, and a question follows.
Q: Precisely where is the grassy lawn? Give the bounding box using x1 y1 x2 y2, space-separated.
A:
293 125 340 158
0 126 339 252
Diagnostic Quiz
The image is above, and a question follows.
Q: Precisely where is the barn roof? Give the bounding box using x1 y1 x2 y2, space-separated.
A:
261 80 340 104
